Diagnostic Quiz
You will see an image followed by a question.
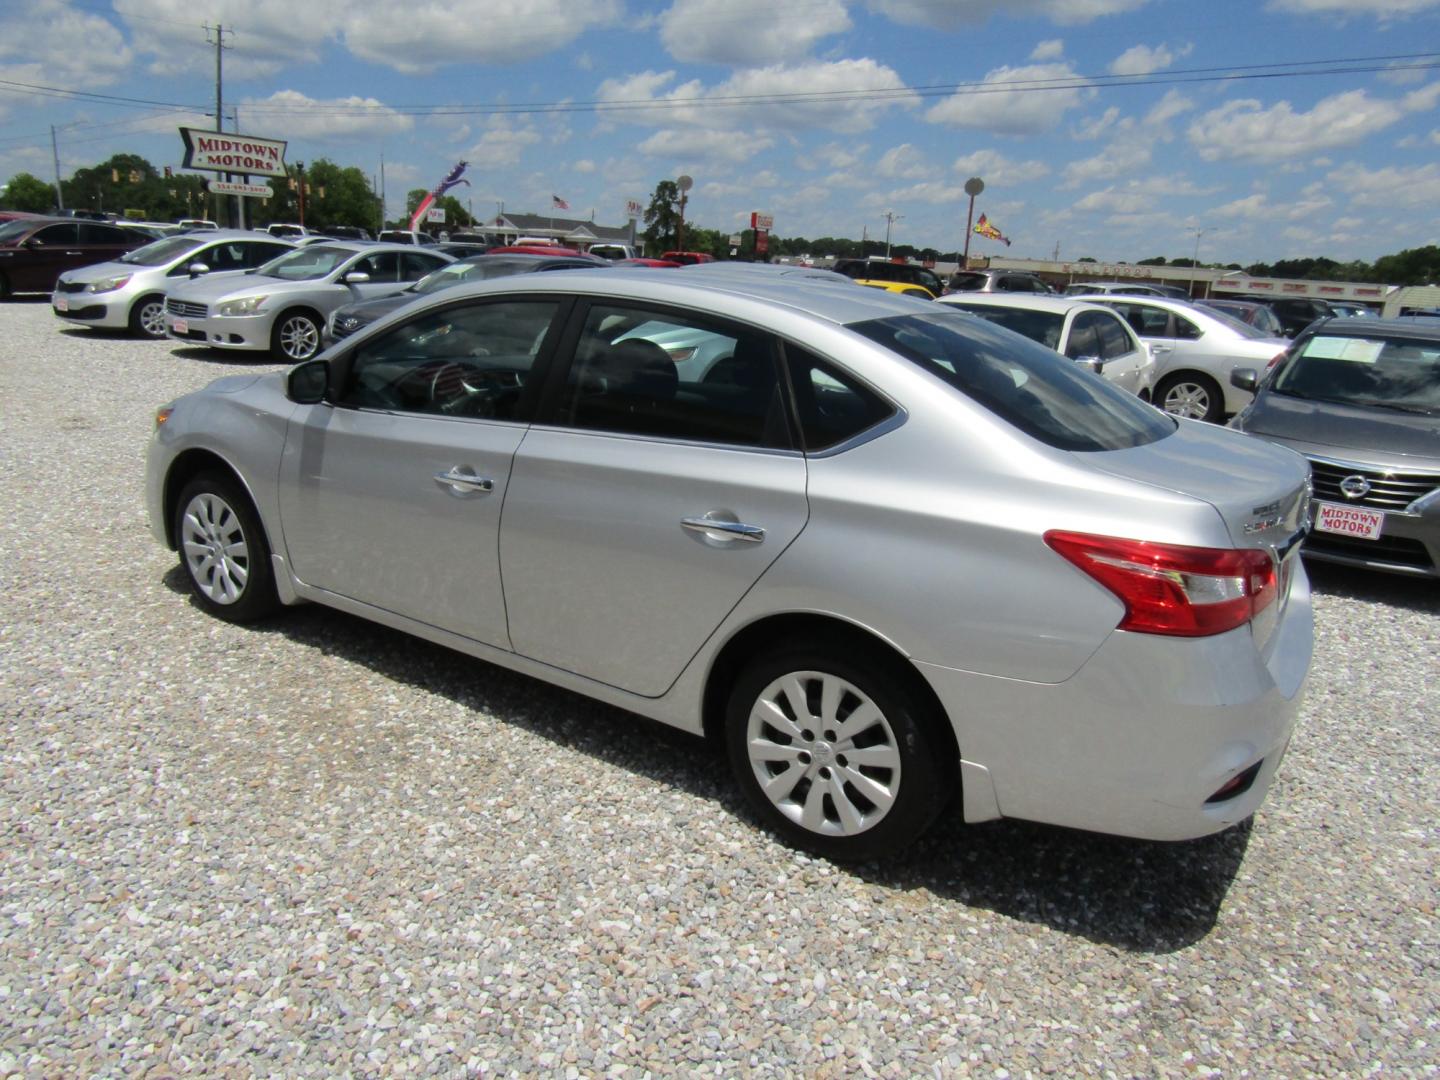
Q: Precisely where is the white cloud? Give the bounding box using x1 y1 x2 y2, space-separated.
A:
1072 176 1216 213
1145 89 1194 127
0 0 133 88
660 0 850 64
637 128 775 164
868 0 1150 28
599 61 917 135
815 143 868 170
1265 0 1440 15
1031 39 1065 60
926 63 1091 135
1074 107 1121 140
466 120 543 167
951 149 1051 185
1397 130 1440 148
877 144 931 179
115 0 335 77
573 160 598 174
1188 90 1407 163
1212 193 1271 220
1060 90 1190 186
1326 162 1440 210
1108 42 1190 76
239 91 414 141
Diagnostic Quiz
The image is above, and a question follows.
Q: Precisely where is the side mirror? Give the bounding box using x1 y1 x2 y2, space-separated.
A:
1073 355 1104 374
342 271 371 284
1230 368 1259 393
187 262 210 278
286 358 329 404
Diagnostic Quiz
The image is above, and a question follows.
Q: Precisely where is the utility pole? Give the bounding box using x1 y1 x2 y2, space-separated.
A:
204 24 233 226
882 210 902 258
49 126 64 210
379 151 387 231
1188 227 1211 298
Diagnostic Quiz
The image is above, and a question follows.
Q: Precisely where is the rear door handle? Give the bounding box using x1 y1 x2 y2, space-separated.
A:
434 468 493 494
682 516 765 543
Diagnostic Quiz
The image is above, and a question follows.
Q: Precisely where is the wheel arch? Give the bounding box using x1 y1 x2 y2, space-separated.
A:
270 305 327 357
161 448 270 552
700 612 960 766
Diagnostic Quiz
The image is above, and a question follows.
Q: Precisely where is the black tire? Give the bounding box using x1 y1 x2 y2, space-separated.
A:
270 310 323 362
1154 371 1224 423
128 293 168 339
173 472 280 623
724 645 952 861
0 271 10 301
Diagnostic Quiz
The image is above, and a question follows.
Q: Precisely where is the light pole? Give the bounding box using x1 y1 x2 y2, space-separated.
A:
1188 227 1211 297
882 210 903 258
676 174 693 253
961 176 984 268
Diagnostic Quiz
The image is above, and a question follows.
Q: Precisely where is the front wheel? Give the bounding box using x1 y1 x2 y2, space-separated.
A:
173 472 279 623
271 311 322 361
129 294 167 338
1154 371 1224 423
724 647 951 861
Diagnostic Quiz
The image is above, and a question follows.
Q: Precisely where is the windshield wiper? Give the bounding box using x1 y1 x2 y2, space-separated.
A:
1358 400 1439 416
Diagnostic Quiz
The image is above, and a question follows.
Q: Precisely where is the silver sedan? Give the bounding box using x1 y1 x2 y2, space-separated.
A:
147 271 1314 859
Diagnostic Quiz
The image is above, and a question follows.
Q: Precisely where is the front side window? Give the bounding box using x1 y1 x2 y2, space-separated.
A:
849 311 1174 452
339 299 560 419
1095 312 1136 359
1064 312 1103 359
34 223 80 245
198 242 250 272
354 251 401 282
402 251 447 280
556 303 787 447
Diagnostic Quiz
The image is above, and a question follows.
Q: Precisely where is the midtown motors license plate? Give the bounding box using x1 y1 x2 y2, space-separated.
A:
171 319 188 336
54 296 68 312
1314 501 1384 541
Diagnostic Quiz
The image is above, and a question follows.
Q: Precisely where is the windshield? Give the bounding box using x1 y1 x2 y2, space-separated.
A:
945 304 1064 351
1271 334 1440 414
1203 307 1270 339
254 245 352 281
409 260 497 294
947 272 989 291
0 220 37 244
850 311 1174 451
119 235 206 266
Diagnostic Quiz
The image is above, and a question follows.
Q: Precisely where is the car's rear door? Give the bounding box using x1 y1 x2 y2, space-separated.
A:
276 295 568 649
499 299 809 697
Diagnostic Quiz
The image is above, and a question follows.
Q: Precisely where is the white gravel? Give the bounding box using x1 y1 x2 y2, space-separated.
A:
1 298 1437 1077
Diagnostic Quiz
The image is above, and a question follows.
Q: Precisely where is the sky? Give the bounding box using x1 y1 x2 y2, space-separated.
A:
1 0 1438 265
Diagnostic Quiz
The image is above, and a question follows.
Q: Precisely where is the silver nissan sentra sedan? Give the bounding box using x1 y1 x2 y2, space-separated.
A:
146 269 1314 860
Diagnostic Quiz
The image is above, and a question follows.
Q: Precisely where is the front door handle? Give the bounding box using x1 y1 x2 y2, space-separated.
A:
434 468 493 494
682 515 765 543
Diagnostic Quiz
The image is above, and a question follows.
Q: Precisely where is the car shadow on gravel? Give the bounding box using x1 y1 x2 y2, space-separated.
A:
1305 559 1440 614
166 345 281 365
162 567 1249 953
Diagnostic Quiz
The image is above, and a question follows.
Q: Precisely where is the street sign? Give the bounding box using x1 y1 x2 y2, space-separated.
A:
180 128 288 178
625 200 643 220
206 179 273 198
426 207 446 223
750 212 773 231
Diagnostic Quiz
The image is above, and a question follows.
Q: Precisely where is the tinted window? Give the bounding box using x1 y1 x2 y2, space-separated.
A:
1064 312 1102 358
556 303 788 447
1106 301 1169 337
34 223 80 244
949 304 1063 351
849 311 1174 452
784 346 894 451
197 242 250 271
947 272 989 292
81 223 133 244
355 251 401 282
1095 312 1135 359
340 300 560 418
402 251 447 280
1173 314 1201 340
245 241 291 267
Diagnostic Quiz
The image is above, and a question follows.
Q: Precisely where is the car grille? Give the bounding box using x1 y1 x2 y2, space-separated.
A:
1308 458 1440 513
56 280 89 294
166 299 208 319
330 316 366 340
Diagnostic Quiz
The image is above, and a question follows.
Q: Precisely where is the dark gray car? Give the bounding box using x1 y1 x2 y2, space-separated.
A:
328 253 610 341
1230 317 1440 578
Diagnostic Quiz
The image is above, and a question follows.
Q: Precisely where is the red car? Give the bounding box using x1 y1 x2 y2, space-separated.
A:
0 216 151 298
660 250 716 265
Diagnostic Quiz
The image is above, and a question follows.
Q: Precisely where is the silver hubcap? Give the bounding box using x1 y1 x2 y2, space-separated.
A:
139 300 167 337
279 317 319 359
180 493 249 605
746 671 901 837
1161 381 1212 419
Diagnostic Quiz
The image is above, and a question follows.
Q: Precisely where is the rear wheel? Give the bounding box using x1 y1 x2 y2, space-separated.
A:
1155 372 1223 423
173 472 279 623
271 311 322 361
724 646 950 860
129 293 167 338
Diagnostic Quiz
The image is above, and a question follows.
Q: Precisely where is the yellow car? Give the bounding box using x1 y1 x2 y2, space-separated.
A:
856 279 935 300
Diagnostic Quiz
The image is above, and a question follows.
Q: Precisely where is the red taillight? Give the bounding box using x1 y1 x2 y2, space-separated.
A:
1044 531 1277 637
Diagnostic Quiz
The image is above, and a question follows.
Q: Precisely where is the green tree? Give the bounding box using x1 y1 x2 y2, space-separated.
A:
1373 245 1440 286
643 180 681 251
1137 256 1167 266
1 172 57 212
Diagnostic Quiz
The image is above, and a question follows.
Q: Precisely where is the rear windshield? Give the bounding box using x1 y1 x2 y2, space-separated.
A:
947 272 989 291
1204 307 1270 340
1272 333 1440 415
944 304 1064 351
119 235 206 265
849 311 1175 451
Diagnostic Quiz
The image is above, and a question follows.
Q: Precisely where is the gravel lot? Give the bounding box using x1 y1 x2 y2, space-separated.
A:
1 297 1437 1077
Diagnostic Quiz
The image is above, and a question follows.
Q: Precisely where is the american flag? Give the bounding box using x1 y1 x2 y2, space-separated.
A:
552 194 570 210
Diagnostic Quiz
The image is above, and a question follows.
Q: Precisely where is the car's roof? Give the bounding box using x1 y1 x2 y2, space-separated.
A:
1200 297 1266 308
937 293 1112 315
1085 294 1198 312
1304 316 1440 342
414 265 927 326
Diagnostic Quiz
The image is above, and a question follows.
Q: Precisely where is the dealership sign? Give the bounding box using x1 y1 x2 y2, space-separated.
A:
207 179 272 198
180 128 288 178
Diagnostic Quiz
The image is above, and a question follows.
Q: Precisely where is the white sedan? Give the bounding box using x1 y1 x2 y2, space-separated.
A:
935 293 1155 399
1090 296 1290 423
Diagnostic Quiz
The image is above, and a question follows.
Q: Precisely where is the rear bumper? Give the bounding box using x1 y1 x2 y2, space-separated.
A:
917 560 1313 840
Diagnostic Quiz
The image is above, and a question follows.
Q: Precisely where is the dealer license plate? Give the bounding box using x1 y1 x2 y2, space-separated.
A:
54 296 68 312
1314 501 1384 541
172 319 188 336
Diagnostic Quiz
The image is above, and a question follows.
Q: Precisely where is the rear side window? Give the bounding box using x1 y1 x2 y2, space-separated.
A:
849 311 1174 452
783 346 895 452
947 272 988 291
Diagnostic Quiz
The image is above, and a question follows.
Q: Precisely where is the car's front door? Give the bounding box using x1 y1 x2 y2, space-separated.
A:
500 300 810 697
276 296 566 648
17 222 80 291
